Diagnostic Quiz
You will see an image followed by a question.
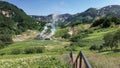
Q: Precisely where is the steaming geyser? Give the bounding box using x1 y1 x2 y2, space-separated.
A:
39 14 58 40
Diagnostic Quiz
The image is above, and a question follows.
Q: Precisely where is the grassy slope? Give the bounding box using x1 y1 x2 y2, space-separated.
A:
78 27 120 68
83 28 117 40
0 40 70 54
0 40 70 68
0 54 70 68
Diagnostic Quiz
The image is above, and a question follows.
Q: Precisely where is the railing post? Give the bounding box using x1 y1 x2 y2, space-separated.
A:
70 51 74 63
70 50 92 68
69 51 75 68
76 59 78 68
79 51 82 68
81 51 92 68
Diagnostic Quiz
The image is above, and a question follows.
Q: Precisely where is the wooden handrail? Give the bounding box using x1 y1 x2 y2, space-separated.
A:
70 51 92 68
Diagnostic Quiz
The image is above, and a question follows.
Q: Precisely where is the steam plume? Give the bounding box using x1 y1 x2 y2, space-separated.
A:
39 14 58 39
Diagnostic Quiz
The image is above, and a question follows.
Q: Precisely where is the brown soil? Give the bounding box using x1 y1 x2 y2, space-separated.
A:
12 30 39 42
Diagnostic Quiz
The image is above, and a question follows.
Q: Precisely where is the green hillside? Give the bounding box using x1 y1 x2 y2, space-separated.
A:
0 1 40 34
0 1 42 48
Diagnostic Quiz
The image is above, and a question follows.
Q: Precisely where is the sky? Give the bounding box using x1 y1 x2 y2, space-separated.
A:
4 0 120 16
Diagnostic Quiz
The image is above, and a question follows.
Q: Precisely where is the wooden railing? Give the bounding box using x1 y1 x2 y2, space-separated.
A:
69 51 92 68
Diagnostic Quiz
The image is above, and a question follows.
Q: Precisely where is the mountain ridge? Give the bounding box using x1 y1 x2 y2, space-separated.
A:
31 5 120 26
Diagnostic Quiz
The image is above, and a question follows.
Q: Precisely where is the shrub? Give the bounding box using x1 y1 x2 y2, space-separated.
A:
11 48 21 54
0 34 13 48
113 29 120 48
84 29 93 34
103 32 114 49
24 47 35 54
35 47 45 53
89 45 100 50
45 38 50 40
54 28 69 38
91 16 120 28
61 33 71 39
70 33 88 42
103 29 120 50
0 34 13 44
0 52 5 55
70 34 82 42
65 45 77 51
70 42 85 47
113 49 120 52
24 46 45 54
0 40 5 49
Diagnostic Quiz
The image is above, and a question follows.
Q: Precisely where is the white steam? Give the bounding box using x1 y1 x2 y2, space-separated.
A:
39 14 58 39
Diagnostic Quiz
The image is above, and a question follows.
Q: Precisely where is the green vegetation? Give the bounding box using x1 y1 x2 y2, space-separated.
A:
64 22 120 67
54 28 69 38
0 40 70 68
0 1 44 48
91 16 120 28
88 52 120 68
10 46 45 54
0 40 69 55
0 1 41 34
103 29 120 50
0 23 120 68
0 54 70 68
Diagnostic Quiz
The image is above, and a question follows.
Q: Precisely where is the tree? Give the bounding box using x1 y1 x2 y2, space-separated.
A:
91 16 120 28
103 29 120 50
102 19 111 28
103 32 114 49
61 33 71 39
91 17 105 27
113 29 120 48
